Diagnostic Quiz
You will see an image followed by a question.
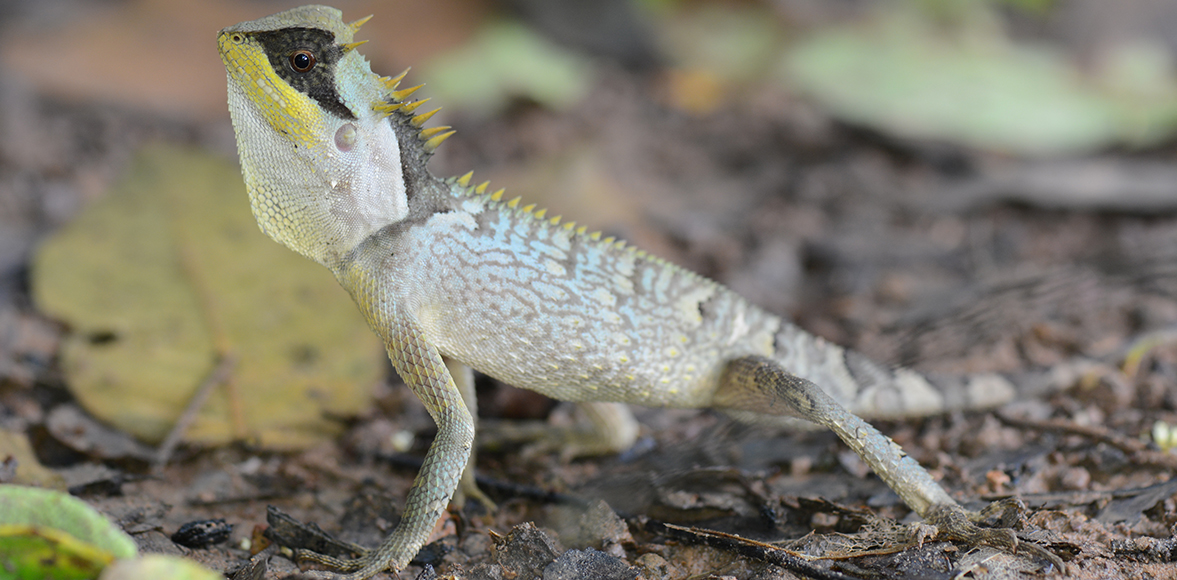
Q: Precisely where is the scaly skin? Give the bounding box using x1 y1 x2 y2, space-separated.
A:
218 6 1061 578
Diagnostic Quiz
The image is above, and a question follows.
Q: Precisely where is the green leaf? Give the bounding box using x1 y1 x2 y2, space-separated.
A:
659 5 784 85
32 146 385 449
0 484 137 579
783 13 1177 156
0 525 115 580
422 19 593 115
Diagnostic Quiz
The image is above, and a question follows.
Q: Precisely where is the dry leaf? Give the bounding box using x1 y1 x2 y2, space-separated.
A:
33 146 384 449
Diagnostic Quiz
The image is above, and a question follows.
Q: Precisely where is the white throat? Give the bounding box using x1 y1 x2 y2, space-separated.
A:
227 72 409 268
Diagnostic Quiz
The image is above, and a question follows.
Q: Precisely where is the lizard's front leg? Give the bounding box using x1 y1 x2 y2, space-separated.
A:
301 322 474 579
712 355 1062 569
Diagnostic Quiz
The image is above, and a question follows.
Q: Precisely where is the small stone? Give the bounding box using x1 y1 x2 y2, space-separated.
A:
633 553 669 579
171 518 233 548
543 548 638 580
491 523 563 580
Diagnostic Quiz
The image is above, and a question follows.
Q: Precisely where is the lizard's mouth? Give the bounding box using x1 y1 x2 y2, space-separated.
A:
218 29 327 153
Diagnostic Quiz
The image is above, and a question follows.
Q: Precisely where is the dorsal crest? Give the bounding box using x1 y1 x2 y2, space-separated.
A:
371 69 457 165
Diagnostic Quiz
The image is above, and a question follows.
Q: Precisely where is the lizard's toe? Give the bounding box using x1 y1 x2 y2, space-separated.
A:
925 502 1066 572
296 548 403 579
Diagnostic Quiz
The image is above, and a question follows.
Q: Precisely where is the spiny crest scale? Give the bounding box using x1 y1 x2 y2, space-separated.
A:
399 99 429 115
442 170 647 260
383 68 410 91
423 130 455 152
391 84 424 102
348 14 373 31
411 108 442 127
419 126 452 140
374 102 402 117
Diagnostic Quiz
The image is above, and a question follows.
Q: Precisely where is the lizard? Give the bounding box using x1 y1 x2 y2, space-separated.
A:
217 5 1065 578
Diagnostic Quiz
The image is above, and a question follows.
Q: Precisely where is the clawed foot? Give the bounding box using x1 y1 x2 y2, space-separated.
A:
925 500 1066 572
295 548 369 572
265 506 396 579
294 549 401 579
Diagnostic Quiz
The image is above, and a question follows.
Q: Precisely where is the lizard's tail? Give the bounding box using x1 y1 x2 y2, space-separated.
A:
760 320 1094 425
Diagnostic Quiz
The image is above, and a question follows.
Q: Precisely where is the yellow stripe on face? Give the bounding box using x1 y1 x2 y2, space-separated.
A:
218 31 326 151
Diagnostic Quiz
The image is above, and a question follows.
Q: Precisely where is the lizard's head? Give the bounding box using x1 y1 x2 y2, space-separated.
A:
219 5 446 267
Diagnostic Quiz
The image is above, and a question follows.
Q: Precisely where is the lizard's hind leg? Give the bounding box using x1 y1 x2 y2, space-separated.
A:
712 355 1063 569
445 357 497 511
478 401 640 462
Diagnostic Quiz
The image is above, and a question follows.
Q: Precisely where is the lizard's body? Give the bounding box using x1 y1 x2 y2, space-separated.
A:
218 6 1060 578
353 170 1007 415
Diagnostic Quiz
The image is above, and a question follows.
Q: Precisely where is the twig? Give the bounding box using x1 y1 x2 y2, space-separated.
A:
152 353 237 472
996 412 1177 470
645 520 862 580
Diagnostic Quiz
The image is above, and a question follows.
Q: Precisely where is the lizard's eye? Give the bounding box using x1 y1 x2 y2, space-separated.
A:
290 50 316 73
